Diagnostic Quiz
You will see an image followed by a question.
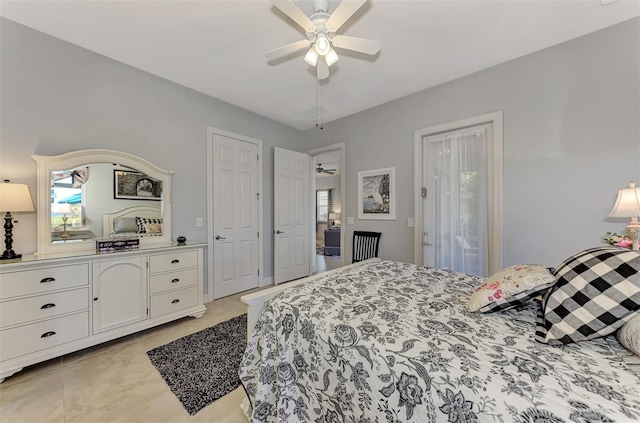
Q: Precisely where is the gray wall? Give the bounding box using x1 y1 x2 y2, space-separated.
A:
303 17 640 268
2 16 639 281
0 18 310 280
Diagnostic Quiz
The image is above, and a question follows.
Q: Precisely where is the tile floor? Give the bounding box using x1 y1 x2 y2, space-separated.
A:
0 293 255 423
315 253 342 274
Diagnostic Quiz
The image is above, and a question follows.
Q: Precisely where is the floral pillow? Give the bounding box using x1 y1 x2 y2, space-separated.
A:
135 216 163 234
467 264 556 313
144 222 163 234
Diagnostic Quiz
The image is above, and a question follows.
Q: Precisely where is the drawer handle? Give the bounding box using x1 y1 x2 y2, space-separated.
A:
40 277 56 283
41 303 56 309
171 299 180 304
41 331 56 338
171 259 180 264
171 278 180 283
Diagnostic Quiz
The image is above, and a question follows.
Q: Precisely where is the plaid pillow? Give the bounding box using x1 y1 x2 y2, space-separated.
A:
135 216 163 234
536 246 640 345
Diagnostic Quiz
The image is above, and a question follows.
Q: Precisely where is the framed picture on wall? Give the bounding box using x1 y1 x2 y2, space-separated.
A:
114 170 162 200
358 167 396 220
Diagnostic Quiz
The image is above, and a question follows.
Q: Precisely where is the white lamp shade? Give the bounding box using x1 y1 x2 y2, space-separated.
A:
0 183 35 213
609 182 640 218
329 212 341 220
304 47 318 66
315 36 331 56
325 48 339 67
52 203 75 215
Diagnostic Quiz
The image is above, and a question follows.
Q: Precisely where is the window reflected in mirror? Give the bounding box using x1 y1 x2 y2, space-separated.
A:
51 168 89 242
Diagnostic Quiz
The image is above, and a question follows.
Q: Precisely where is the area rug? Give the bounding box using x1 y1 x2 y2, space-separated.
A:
147 314 247 415
316 243 325 255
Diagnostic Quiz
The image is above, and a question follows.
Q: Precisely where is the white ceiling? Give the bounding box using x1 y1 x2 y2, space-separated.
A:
1 1 638 131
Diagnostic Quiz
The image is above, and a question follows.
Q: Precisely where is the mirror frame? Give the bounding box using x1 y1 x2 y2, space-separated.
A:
32 149 174 256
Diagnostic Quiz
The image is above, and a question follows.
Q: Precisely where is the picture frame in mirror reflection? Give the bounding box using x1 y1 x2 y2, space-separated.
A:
114 170 162 200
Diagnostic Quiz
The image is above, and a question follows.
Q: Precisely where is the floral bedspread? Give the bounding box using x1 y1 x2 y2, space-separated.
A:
239 261 640 422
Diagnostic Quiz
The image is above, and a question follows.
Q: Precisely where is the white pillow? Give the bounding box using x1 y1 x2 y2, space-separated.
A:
112 217 139 234
618 313 640 356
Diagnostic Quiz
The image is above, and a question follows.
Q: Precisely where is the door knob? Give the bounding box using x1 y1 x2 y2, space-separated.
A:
215 235 226 240
276 230 284 234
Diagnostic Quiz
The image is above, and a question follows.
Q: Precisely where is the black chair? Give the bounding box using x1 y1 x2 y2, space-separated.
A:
352 231 382 263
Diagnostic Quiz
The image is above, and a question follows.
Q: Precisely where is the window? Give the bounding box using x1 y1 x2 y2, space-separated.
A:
316 189 333 222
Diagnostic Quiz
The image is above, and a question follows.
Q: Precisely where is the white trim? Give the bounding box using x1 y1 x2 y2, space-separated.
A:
206 127 263 301
310 155 318 274
413 111 503 274
307 142 346 268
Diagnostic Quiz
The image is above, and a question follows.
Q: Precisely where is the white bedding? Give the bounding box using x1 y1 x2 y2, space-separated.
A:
239 260 640 422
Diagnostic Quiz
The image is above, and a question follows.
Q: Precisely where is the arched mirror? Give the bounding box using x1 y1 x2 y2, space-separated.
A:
33 150 173 256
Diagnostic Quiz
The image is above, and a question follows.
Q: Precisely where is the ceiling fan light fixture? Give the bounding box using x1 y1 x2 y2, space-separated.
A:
315 35 331 56
325 48 339 66
304 47 319 66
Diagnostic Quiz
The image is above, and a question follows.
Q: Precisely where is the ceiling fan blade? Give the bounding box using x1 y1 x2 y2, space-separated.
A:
317 58 330 80
326 0 367 33
265 39 311 61
332 35 380 55
270 0 316 33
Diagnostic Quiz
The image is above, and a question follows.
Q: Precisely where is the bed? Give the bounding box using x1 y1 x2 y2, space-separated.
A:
101 204 162 237
239 259 640 422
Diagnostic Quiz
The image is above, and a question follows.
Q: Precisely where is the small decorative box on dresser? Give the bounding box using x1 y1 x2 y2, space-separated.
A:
0 243 206 382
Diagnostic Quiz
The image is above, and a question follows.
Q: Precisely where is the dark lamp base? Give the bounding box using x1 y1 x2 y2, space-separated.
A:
0 251 22 261
2 212 22 261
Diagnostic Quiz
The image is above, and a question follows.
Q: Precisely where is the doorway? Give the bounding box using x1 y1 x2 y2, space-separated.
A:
413 112 503 276
308 143 345 273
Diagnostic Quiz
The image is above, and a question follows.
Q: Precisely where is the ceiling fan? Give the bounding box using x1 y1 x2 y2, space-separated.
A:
316 164 336 174
266 0 381 80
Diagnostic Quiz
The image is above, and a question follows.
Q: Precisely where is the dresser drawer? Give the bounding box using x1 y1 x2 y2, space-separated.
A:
149 268 197 294
149 286 198 319
0 265 89 299
149 250 198 274
0 288 89 329
0 312 89 361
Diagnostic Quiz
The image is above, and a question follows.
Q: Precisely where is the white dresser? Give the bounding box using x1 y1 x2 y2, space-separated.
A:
0 243 206 382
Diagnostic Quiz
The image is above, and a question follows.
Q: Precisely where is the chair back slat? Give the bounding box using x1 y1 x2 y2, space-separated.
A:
352 231 382 263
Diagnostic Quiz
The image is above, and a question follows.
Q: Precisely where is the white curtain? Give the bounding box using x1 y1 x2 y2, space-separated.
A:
424 125 488 276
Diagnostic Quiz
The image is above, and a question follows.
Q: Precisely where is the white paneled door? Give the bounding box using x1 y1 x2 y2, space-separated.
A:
274 147 310 284
212 134 259 298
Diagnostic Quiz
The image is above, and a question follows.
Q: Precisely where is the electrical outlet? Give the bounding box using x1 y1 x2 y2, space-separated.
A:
196 217 203 227
408 218 414 227
347 217 354 225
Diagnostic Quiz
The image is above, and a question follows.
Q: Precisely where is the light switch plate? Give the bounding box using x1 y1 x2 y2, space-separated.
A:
196 217 203 227
408 218 414 227
347 217 354 225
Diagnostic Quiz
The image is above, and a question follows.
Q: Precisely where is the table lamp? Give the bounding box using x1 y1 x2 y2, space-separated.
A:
608 181 640 251
329 212 341 226
52 203 75 239
0 181 35 260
